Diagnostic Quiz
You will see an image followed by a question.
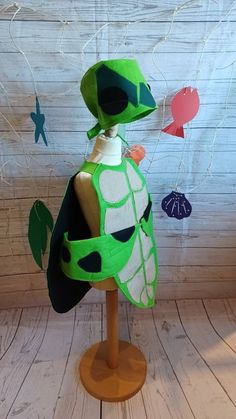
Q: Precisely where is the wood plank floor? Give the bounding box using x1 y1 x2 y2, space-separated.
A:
0 299 236 419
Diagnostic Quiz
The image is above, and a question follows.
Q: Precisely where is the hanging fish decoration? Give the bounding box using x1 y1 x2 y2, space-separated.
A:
162 87 200 138
161 191 192 219
30 96 47 146
124 144 145 166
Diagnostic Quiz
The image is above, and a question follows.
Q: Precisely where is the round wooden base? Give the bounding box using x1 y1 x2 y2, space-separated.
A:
79 340 147 402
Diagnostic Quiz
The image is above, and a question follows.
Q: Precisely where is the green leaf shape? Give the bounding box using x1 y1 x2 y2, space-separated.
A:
28 200 54 269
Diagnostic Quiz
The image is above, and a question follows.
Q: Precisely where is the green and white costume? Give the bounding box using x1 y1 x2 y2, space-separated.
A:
47 58 159 313
60 157 158 308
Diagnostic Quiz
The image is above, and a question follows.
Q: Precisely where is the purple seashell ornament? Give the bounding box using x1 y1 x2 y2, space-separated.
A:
161 191 192 220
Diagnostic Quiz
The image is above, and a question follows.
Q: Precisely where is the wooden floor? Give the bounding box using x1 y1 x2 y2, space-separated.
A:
0 299 236 419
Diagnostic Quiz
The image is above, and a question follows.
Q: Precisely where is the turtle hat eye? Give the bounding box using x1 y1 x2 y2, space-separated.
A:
99 86 129 115
147 83 151 90
96 64 138 116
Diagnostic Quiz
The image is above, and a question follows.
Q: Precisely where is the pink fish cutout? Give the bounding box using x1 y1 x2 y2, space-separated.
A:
124 144 145 166
162 87 200 138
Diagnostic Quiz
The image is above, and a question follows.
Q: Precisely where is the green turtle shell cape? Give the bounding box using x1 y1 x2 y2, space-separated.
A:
47 157 158 313
47 58 159 313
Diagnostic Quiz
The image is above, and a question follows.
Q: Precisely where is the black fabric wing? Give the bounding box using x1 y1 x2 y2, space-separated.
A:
47 173 92 313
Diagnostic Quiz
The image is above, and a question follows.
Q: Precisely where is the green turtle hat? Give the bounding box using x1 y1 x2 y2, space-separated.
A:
80 59 157 139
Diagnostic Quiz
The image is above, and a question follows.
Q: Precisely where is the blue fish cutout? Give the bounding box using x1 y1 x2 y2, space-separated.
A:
161 191 192 220
30 96 47 146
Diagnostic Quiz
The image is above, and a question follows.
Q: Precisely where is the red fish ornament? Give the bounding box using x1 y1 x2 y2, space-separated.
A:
162 87 200 138
124 144 145 166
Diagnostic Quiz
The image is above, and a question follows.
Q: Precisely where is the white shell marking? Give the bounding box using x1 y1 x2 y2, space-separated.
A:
118 235 141 283
146 285 154 299
127 268 145 303
145 253 156 284
99 169 129 203
134 186 149 220
140 229 153 260
141 289 148 305
126 161 143 190
104 197 135 234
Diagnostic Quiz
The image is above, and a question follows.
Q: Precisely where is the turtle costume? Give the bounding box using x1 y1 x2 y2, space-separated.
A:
47 59 159 313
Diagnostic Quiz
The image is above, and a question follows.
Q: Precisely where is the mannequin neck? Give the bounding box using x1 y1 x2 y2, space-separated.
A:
88 133 122 166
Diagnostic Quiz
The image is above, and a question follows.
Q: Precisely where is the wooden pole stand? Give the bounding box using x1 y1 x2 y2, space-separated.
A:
79 289 147 402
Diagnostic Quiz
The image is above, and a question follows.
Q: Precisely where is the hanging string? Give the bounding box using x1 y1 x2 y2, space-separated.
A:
9 4 38 95
186 61 234 193
143 0 200 178
0 4 59 201
171 0 211 192
145 0 236 198
0 0 235 199
81 22 110 70
172 0 236 194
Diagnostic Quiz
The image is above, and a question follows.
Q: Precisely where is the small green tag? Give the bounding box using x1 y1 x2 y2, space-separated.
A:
87 122 101 140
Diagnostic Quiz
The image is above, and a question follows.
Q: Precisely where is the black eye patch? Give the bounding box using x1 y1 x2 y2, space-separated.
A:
78 251 102 273
98 86 128 115
96 65 138 114
111 225 135 242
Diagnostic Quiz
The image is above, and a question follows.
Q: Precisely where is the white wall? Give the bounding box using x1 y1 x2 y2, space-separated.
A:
0 0 236 308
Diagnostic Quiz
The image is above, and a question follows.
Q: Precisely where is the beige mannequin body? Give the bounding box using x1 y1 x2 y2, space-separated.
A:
74 125 120 291
74 59 152 401
76 125 147 397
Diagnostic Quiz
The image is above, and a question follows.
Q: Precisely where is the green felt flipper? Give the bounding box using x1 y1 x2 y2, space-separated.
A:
28 200 54 268
59 158 158 309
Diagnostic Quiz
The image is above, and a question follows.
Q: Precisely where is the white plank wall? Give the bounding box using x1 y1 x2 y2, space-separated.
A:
0 0 236 308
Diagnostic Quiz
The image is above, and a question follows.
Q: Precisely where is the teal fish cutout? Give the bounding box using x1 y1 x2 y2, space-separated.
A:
30 96 47 146
28 200 54 268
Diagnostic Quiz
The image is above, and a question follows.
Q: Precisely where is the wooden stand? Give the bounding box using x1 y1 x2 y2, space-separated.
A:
79 289 147 402
77 125 146 401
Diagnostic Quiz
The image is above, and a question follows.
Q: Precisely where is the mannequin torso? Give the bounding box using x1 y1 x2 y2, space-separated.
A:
74 125 120 290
